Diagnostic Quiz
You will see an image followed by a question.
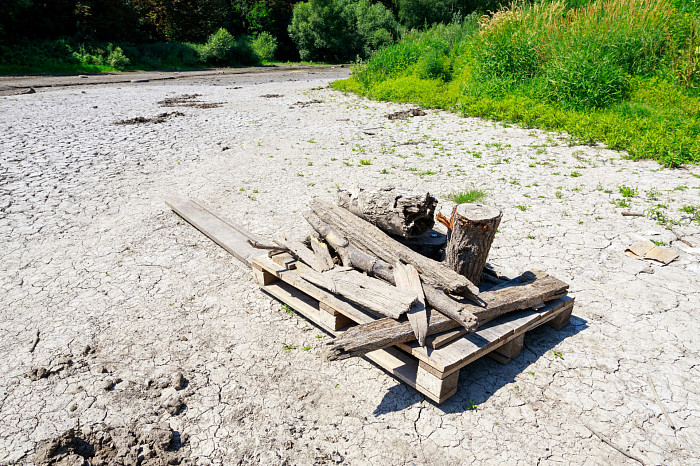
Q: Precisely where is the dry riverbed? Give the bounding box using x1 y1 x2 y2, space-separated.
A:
1 66 699 465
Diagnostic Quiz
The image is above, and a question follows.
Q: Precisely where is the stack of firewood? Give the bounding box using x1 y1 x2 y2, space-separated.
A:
251 186 569 361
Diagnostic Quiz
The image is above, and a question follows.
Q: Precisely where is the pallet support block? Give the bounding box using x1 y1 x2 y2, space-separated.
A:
489 334 524 364
547 305 573 330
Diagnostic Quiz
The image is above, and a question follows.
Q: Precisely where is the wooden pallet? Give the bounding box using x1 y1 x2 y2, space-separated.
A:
166 193 575 404
253 253 574 403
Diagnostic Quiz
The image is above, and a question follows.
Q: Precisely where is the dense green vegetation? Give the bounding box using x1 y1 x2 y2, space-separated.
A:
334 0 700 166
0 0 510 72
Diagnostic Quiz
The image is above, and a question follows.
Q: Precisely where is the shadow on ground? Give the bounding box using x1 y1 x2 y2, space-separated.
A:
373 314 588 416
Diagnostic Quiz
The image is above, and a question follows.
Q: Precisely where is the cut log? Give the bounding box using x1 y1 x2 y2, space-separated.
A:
308 199 477 296
337 186 437 238
296 263 417 319
394 262 428 346
303 210 478 331
443 204 502 286
325 270 569 360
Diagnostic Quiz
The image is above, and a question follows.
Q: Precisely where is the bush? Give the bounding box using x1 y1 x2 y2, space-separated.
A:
200 28 237 63
289 0 397 62
107 45 130 69
253 32 278 61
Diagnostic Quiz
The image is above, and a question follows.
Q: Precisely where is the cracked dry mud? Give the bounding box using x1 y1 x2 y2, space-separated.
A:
1 66 699 465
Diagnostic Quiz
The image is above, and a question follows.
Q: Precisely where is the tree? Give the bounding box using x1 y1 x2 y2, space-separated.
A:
289 0 397 62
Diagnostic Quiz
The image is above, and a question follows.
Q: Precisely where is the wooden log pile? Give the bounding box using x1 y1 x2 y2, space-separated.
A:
251 187 570 362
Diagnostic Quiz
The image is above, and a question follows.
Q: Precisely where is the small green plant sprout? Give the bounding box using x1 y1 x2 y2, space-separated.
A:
614 198 631 208
570 171 582 177
516 205 527 211
380 168 389 174
555 191 563 199
514 385 520 392
596 182 604 191
527 234 536 239
282 304 294 315
651 239 667 246
645 204 669 224
253 189 259 193
359 159 371 165
468 400 478 410
301 346 312 352
316 334 322 340
282 343 297 353
527 371 535 376
552 350 563 360
645 187 661 199
448 189 487 204
618 185 638 198
308 161 313 166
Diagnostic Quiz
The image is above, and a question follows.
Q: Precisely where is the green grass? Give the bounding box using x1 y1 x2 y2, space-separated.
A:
448 189 487 203
333 0 700 167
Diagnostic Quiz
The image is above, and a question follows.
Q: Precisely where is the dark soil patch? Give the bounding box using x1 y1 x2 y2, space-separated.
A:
158 94 224 109
291 99 322 108
35 422 190 465
260 94 283 98
386 108 427 120
114 112 184 125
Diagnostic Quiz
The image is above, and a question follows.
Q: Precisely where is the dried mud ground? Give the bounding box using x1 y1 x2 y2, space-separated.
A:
1 66 699 465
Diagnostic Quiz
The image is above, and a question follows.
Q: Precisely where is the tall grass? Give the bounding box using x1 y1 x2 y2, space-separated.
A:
334 0 700 166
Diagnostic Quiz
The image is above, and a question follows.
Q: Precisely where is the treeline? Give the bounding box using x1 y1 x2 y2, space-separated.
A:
0 0 499 69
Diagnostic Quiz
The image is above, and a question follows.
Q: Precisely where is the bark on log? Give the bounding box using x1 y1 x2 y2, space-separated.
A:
394 262 428 346
303 210 479 331
443 204 502 286
337 186 437 238
296 263 417 319
308 199 478 296
325 270 569 360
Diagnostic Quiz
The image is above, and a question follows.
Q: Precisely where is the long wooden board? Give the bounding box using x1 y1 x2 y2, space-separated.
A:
166 193 262 266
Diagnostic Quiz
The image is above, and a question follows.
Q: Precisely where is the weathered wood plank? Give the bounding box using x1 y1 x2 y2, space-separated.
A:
166 193 261 266
325 272 569 360
297 263 417 319
394 262 428 346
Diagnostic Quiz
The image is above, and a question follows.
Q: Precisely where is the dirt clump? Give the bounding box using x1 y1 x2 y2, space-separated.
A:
260 94 283 98
385 108 427 120
291 99 322 108
35 422 190 465
158 94 224 109
114 112 185 125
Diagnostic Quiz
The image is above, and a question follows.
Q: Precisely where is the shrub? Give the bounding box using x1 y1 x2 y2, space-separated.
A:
107 45 130 69
253 32 278 61
289 0 397 62
200 27 237 63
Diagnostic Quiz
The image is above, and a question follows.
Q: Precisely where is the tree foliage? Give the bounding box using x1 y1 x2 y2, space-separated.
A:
289 0 397 62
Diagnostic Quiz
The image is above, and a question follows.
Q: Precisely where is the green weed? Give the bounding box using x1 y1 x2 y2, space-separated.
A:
448 189 487 204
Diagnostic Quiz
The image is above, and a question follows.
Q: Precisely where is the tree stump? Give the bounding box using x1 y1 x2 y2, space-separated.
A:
443 204 502 286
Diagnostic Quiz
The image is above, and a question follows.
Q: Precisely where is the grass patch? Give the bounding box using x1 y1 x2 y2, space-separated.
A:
334 0 700 167
448 189 487 203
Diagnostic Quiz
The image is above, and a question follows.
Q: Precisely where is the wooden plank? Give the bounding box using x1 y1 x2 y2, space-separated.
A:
394 262 428 346
399 297 574 376
253 255 375 324
166 194 261 266
425 328 467 349
310 236 335 272
296 263 417 320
